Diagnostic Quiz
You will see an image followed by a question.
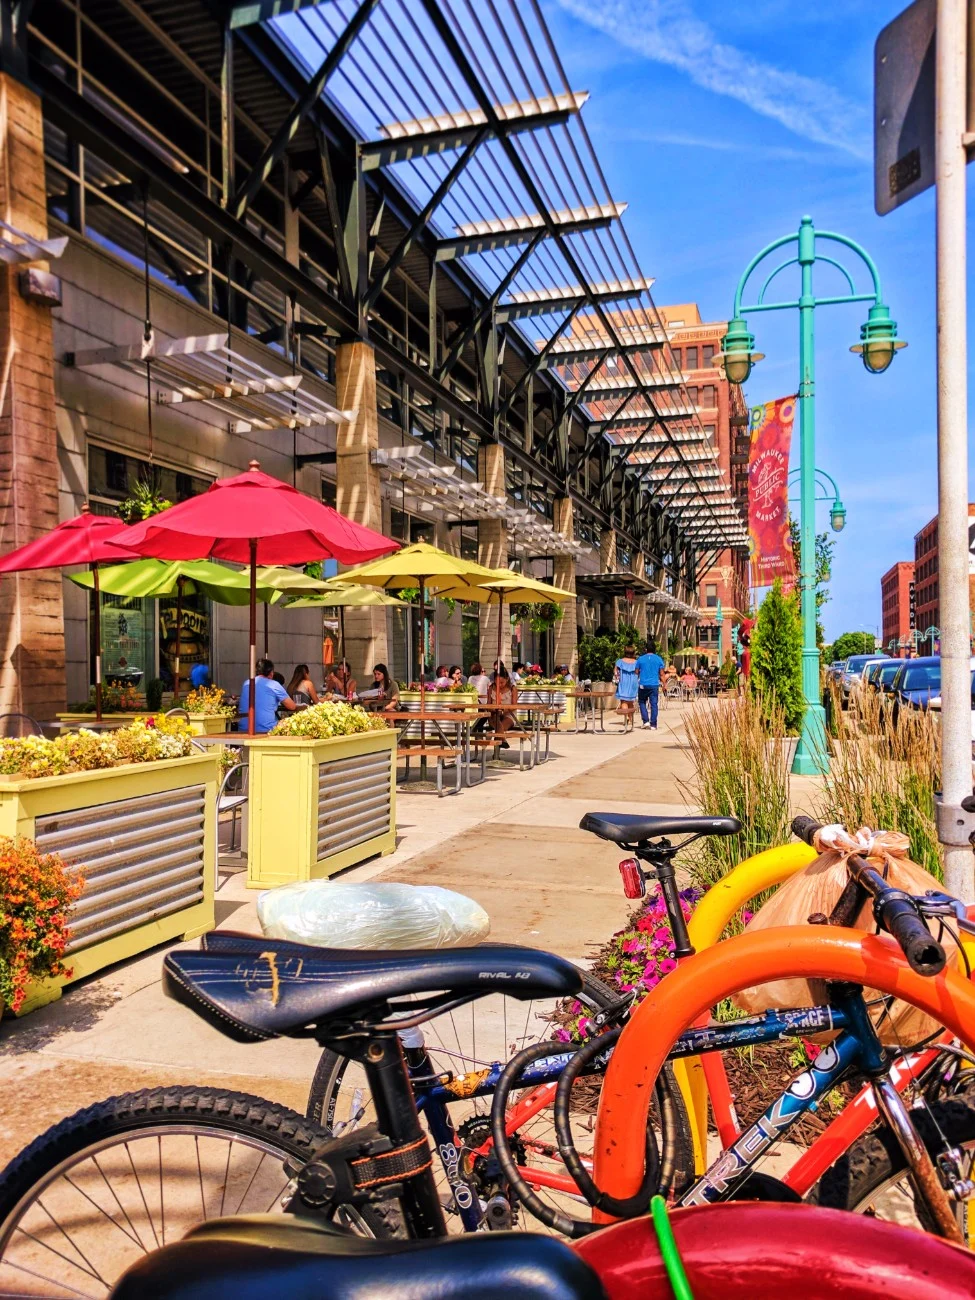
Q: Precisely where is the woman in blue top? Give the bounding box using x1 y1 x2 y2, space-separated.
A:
613 644 639 733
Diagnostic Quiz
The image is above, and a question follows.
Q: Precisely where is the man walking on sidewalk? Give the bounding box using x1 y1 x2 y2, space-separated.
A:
636 639 666 730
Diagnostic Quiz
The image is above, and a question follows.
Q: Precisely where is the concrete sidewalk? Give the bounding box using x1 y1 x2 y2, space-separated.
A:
0 699 713 1166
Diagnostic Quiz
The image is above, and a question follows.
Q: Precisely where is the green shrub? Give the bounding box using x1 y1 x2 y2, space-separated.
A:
750 579 804 735
145 678 165 712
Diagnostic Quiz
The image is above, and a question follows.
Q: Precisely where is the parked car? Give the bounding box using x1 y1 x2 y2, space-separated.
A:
841 654 888 703
863 661 886 691
827 660 847 686
889 656 942 719
875 660 902 695
922 659 975 744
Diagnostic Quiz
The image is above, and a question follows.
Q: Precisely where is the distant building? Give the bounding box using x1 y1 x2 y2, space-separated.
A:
912 506 975 654
880 561 915 656
653 306 749 664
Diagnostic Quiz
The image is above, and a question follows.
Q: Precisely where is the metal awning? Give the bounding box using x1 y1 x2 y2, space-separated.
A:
576 570 655 599
67 332 355 434
372 447 591 559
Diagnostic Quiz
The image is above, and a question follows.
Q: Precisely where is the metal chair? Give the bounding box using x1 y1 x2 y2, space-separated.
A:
0 712 44 737
165 707 190 721
217 761 249 852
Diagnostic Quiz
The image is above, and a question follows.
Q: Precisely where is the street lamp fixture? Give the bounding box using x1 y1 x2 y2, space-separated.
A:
787 466 846 534
850 303 908 375
829 499 847 533
715 316 764 384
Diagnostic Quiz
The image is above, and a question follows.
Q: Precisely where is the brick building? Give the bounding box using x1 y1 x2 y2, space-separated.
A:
912 506 975 654
880 560 915 655
654 306 750 663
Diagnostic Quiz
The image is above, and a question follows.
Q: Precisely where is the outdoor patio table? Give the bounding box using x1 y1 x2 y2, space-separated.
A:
484 701 555 767
384 709 478 791
562 688 616 734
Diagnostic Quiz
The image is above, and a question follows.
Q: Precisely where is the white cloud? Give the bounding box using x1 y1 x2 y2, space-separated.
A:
553 0 870 160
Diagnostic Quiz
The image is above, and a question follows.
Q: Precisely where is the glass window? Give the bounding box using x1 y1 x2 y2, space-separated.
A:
687 386 699 405
462 610 479 671
321 477 336 508
686 346 699 370
671 348 681 368
460 525 478 563
88 444 210 508
95 594 155 693
703 344 715 366
701 385 717 407
705 583 718 607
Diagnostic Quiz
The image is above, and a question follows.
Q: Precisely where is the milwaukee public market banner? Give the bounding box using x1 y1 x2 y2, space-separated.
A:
747 396 796 590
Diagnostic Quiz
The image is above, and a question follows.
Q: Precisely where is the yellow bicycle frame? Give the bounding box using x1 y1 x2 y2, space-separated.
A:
673 841 818 1171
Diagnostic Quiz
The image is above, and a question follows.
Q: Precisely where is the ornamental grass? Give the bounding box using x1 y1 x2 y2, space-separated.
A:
819 687 942 878
681 688 793 894
0 836 83 1012
0 716 195 781
271 700 390 740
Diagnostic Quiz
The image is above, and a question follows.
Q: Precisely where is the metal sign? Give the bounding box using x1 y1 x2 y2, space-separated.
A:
875 0 975 215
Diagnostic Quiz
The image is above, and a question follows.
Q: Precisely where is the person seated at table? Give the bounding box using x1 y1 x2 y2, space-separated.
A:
488 663 518 749
467 661 491 702
449 665 465 687
325 660 356 700
286 664 319 706
680 667 698 696
238 658 297 733
433 664 451 688
511 661 525 684
370 663 400 710
556 664 574 683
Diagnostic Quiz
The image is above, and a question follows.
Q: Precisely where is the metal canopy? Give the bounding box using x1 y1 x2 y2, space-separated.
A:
497 277 653 322
437 202 625 260
372 447 590 559
0 217 68 265
576 570 655 598
67 332 355 434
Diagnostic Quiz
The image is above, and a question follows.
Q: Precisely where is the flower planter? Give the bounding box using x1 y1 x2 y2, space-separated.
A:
244 728 397 889
56 712 141 727
516 686 573 726
186 714 231 736
0 751 219 1014
398 692 479 738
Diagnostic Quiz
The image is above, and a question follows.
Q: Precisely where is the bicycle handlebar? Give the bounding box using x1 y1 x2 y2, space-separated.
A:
789 817 946 976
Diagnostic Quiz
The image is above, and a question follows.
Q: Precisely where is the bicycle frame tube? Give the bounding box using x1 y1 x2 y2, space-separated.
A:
592 927 975 1219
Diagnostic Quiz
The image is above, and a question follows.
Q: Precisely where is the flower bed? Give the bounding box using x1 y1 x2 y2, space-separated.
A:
0 748 218 1014
183 686 235 735
0 836 83 1014
0 717 194 781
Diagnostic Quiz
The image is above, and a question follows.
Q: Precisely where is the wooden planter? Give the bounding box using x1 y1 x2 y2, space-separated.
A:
244 728 397 889
0 751 219 1014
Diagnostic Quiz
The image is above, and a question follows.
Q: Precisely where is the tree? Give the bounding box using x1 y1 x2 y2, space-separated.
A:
830 630 876 660
789 516 835 649
750 578 805 734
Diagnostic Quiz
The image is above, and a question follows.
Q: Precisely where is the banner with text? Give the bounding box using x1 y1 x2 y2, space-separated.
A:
748 396 796 590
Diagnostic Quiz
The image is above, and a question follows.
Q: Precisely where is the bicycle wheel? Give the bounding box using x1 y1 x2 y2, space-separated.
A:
307 970 693 1234
809 1080 975 1240
0 1086 397 1296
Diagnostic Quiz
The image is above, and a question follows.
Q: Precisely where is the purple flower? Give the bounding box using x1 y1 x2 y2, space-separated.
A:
642 973 660 990
658 958 677 976
653 927 671 944
554 1027 572 1043
621 937 643 955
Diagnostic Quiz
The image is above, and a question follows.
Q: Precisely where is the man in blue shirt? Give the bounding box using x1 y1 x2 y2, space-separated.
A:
238 658 297 733
189 661 211 690
635 639 665 730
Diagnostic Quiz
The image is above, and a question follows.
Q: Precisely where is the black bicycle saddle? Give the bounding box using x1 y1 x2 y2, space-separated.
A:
110 1214 607 1300
580 811 741 844
164 933 582 1042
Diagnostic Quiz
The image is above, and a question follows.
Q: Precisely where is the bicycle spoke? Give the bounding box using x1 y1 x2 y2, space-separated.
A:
92 1151 154 1252
1 1253 101 1300
121 1143 159 1251
230 1149 268 1217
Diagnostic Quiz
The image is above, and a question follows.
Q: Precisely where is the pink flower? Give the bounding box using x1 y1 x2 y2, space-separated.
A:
554 1027 571 1043
642 973 661 990
653 928 671 944
658 958 677 976
621 937 643 955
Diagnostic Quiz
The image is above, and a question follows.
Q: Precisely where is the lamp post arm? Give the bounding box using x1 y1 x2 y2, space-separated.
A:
732 231 799 317
816 230 884 303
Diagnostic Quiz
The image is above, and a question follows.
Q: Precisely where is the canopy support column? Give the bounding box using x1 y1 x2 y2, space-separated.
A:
599 528 618 634
553 496 577 677
477 442 508 668
335 339 387 677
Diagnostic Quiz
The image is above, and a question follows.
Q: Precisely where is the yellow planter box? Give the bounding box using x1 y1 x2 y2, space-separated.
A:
187 714 231 736
244 728 397 889
517 686 573 726
56 712 141 726
0 751 219 1015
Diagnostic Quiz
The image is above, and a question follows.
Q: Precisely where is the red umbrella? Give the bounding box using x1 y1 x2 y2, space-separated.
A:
0 506 139 720
115 461 398 733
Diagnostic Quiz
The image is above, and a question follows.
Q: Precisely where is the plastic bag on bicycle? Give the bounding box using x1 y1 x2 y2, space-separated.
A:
733 826 960 1045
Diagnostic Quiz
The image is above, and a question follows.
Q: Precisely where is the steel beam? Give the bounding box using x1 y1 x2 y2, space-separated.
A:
498 305 579 418
231 0 378 221
435 204 621 261
496 279 650 323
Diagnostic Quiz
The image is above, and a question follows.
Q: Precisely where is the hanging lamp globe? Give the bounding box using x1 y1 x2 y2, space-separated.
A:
850 303 907 374
830 498 847 533
716 316 763 384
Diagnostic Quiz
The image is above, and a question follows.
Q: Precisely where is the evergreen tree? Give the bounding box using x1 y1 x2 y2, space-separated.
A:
751 579 805 734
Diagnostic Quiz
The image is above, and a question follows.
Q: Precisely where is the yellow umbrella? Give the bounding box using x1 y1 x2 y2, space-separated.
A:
334 542 500 703
286 585 407 667
433 568 574 676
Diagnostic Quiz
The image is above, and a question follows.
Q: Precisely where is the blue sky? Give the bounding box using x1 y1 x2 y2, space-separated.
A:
541 0 957 642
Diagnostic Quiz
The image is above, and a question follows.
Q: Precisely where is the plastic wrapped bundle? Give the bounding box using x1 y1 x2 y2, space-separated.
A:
257 880 491 950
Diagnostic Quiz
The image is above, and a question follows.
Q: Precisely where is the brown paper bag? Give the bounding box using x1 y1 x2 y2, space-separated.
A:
734 826 955 1045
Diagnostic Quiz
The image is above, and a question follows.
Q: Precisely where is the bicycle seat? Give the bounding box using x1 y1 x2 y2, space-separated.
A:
580 811 742 844
110 1214 606 1300
163 935 583 1042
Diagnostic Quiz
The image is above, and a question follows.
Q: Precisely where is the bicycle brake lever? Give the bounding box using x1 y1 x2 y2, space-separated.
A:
919 892 975 935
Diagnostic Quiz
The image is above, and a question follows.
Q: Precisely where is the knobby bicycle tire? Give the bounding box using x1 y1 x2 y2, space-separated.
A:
0 1085 400 1294
306 969 695 1233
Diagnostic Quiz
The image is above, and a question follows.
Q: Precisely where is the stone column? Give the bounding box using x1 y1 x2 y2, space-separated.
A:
335 339 387 677
553 496 577 675
599 528 618 632
0 74 64 720
632 552 648 642
477 442 508 668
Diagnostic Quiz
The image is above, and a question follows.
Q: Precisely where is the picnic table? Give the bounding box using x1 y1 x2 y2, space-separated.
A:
562 687 617 733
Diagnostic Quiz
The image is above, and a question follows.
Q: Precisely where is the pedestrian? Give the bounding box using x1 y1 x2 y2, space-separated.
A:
613 644 639 732
635 638 666 730
238 658 297 733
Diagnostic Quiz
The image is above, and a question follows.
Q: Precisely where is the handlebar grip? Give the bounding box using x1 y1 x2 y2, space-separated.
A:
881 895 946 976
791 816 822 846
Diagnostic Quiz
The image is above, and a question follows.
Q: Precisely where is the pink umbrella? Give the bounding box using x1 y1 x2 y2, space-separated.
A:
115 461 398 733
0 506 139 719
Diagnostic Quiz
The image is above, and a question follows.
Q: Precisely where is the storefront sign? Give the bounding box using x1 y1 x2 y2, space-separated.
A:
748 396 796 590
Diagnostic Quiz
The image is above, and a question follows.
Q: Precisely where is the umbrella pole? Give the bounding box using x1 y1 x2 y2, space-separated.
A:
174 576 183 705
248 539 257 736
496 590 503 675
263 600 269 659
340 606 346 672
93 562 102 722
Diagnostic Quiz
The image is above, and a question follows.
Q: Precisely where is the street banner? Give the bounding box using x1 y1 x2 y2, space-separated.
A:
748 396 796 590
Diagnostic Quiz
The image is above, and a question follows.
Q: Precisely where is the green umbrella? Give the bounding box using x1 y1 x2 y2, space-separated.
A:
286 585 407 668
71 558 284 702
255 566 337 657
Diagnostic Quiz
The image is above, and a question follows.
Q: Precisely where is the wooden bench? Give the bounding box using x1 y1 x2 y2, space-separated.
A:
395 744 462 796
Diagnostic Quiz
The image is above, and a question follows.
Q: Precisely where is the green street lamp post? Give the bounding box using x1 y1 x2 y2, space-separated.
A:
716 597 723 665
787 467 847 534
717 216 906 775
